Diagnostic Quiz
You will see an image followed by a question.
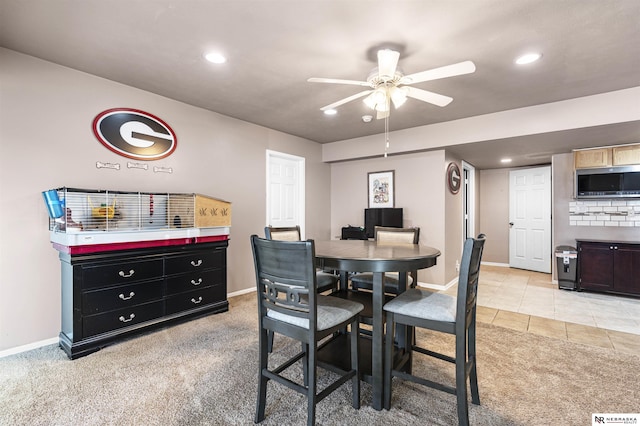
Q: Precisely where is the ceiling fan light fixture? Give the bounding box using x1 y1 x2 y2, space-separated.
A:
362 93 376 110
390 86 408 109
376 102 389 113
363 88 389 111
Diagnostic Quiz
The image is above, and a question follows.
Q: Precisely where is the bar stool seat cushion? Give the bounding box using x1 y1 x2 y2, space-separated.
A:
268 295 364 331
383 289 456 322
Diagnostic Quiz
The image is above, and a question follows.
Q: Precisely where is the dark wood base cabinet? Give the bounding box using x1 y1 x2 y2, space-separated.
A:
577 240 640 297
57 240 229 359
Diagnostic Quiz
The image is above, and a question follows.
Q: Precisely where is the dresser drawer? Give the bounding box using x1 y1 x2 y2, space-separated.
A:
81 258 163 289
82 280 164 315
165 249 225 276
165 268 225 295
83 300 164 337
165 286 225 315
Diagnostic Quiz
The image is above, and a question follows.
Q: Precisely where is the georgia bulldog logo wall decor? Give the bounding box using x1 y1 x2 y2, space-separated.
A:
93 108 177 160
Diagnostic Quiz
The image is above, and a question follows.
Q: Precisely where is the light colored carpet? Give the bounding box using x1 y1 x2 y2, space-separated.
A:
1 293 638 426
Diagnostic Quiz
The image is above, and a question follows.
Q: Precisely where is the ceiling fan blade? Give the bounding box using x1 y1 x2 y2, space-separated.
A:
378 49 400 81
319 90 373 111
405 87 453 107
400 60 476 85
307 77 370 87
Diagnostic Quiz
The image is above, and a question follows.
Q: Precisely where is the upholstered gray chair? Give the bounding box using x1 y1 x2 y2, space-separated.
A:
251 235 363 426
383 234 486 426
351 226 420 294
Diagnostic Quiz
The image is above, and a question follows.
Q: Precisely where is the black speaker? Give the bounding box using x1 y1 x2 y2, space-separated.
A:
364 208 403 238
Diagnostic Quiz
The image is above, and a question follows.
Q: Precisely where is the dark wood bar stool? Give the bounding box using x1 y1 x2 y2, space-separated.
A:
383 234 486 426
251 235 363 426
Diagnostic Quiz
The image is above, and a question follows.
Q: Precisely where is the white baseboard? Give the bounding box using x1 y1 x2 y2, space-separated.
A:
0 337 58 359
417 277 457 291
228 287 255 298
481 261 510 268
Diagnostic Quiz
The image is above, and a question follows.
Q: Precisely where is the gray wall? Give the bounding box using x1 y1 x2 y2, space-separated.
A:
330 150 468 286
444 153 464 283
478 168 511 264
0 48 332 351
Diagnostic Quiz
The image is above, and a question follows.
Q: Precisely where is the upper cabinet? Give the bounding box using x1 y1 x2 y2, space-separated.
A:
574 148 612 168
613 145 640 166
574 143 640 169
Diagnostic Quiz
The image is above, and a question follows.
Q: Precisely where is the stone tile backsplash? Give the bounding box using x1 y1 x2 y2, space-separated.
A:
569 200 640 227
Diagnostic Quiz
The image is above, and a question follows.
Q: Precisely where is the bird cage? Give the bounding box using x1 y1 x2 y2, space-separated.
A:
43 188 231 233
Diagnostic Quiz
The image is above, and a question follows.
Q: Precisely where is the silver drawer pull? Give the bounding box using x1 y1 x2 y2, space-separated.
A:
190 278 203 286
190 259 203 267
119 269 135 278
119 292 135 300
119 313 135 323
191 297 203 304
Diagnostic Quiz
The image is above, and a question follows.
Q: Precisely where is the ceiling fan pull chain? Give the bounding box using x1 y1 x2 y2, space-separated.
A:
384 113 389 158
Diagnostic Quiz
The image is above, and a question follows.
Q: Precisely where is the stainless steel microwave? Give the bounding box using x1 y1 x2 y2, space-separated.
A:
575 165 640 198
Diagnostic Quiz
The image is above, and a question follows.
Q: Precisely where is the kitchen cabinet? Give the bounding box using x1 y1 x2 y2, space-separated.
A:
613 145 640 166
58 240 228 359
574 143 640 169
577 240 640 297
574 148 612 169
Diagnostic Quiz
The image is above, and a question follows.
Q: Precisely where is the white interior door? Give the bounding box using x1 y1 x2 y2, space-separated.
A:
266 150 305 235
509 166 551 273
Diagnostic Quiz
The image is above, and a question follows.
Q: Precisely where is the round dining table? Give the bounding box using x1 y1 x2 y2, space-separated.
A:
314 239 441 411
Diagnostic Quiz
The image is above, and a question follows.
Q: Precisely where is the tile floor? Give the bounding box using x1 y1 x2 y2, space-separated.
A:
443 265 640 355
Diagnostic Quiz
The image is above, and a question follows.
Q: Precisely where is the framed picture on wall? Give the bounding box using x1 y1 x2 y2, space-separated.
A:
367 170 395 208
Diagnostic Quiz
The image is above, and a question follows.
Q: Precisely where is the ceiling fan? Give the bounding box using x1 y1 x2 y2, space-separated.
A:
308 49 476 119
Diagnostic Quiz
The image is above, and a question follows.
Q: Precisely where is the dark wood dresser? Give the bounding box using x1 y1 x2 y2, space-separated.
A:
576 239 640 297
56 240 228 359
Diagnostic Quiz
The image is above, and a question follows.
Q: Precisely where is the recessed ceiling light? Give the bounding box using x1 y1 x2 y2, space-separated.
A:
362 115 373 123
204 52 227 64
501 158 512 163
323 109 337 116
515 53 542 65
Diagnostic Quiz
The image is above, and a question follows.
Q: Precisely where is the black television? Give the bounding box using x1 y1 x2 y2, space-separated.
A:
364 208 403 238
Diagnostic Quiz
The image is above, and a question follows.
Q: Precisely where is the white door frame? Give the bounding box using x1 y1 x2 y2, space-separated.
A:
462 161 476 242
266 150 305 236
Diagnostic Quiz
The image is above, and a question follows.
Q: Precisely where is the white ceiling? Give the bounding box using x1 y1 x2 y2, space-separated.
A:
1 0 639 168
